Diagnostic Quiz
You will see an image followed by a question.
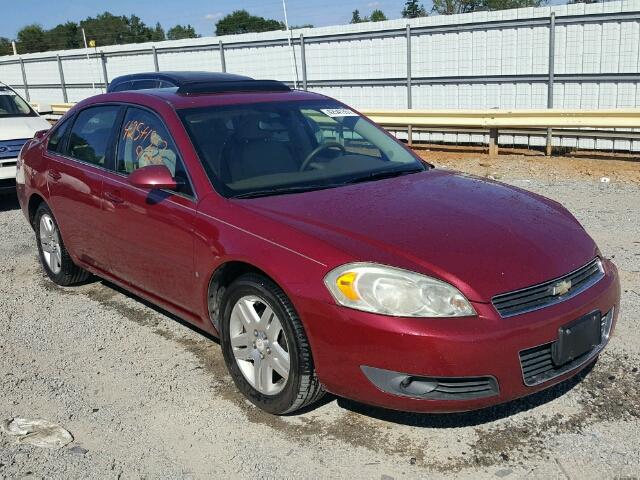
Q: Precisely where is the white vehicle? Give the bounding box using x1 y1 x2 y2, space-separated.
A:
0 83 51 194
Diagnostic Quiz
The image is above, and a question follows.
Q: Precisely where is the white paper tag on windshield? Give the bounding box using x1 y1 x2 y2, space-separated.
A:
0 90 14 96
320 108 359 117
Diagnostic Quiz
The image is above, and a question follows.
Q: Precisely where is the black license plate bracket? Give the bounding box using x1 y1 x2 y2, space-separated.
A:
551 311 601 366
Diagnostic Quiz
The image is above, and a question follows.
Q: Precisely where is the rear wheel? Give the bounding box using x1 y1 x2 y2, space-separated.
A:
220 273 324 414
34 203 89 286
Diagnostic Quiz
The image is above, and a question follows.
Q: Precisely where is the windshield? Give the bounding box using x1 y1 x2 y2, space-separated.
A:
179 100 427 198
0 87 35 118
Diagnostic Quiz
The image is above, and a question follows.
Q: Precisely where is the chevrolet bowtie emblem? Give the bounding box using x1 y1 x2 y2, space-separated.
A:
552 279 572 296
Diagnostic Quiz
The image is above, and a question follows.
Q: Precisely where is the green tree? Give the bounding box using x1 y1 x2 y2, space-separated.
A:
45 22 81 50
432 0 544 14
80 13 131 45
0 37 13 56
16 24 49 53
402 0 428 18
351 9 364 23
167 24 200 40
80 12 162 46
370 9 388 21
151 22 166 41
215 10 284 36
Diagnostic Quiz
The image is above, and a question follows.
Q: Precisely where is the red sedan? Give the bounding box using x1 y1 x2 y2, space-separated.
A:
16 76 620 415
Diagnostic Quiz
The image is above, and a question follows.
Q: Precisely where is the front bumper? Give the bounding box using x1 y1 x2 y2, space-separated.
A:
0 164 17 193
299 259 620 413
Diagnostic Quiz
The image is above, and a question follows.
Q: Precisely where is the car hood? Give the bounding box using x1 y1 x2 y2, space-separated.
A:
0 116 50 141
237 169 598 302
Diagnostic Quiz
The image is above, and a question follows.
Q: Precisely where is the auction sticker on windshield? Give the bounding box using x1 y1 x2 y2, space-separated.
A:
320 108 359 117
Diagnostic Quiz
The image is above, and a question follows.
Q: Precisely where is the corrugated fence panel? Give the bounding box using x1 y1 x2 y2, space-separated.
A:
0 62 23 85
3 0 640 150
106 53 155 79
157 49 222 72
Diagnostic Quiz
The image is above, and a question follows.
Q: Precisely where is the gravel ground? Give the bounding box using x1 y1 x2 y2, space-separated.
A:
1 157 639 479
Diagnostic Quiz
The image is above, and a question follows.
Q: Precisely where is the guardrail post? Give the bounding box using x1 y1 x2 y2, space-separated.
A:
219 41 226 72
546 12 556 156
56 55 68 103
406 24 413 146
300 34 308 91
152 46 159 72
489 128 499 157
19 57 30 102
100 52 109 90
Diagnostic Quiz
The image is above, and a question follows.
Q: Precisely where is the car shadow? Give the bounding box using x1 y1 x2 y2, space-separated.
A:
96 278 220 344
335 361 595 428
0 194 20 212
88 277 594 427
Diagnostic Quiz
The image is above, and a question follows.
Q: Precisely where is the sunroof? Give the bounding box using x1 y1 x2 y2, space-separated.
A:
177 80 291 95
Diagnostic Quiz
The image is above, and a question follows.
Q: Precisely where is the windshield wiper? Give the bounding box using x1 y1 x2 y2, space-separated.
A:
345 167 425 185
231 183 345 199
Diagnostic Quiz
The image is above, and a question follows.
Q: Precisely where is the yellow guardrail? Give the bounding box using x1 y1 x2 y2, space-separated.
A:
360 108 640 156
358 108 640 129
36 103 640 156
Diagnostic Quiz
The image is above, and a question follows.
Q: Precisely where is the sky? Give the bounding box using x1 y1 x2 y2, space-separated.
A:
0 0 414 39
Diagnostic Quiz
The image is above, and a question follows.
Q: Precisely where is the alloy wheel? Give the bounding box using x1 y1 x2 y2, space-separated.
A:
229 295 290 395
39 214 62 275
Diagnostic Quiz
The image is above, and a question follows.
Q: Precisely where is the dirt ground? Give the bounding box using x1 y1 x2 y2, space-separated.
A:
414 144 640 184
1 150 639 479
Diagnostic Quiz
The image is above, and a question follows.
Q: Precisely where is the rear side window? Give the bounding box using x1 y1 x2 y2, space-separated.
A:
117 107 193 197
109 81 133 92
47 117 72 154
68 106 119 166
131 80 158 90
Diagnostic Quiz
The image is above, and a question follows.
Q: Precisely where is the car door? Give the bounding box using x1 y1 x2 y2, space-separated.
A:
45 105 122 271
100 105 198 312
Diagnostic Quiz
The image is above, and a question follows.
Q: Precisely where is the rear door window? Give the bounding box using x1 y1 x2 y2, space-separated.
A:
116 107 193 197
67 106 120 167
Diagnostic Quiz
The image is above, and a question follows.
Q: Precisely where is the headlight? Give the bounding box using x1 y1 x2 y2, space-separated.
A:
324 263 475 317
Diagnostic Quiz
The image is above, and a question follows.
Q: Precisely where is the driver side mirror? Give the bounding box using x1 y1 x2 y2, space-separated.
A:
128 165 177 190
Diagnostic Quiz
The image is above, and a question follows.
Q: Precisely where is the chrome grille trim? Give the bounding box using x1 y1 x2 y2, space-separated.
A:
492 258 604 318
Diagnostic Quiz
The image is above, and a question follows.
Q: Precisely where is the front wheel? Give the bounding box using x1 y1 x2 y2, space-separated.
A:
219 273 324 414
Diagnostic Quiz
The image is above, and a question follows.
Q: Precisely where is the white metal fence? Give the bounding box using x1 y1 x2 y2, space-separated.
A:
3 0 640 150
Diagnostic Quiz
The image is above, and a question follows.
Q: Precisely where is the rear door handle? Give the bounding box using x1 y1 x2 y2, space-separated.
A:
104 191 124 205
48 170 61 181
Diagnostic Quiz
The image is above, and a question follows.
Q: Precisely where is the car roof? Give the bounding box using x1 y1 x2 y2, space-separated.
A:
108 71 251 88
81 87 329 111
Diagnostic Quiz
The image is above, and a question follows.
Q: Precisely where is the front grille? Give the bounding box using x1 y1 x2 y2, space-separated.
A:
427 377 499 400
492 258 604 317
0 138 29 161
519 308 613 386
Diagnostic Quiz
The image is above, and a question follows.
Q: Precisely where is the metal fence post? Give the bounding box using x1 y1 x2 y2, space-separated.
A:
100 52 109 90
152 46 159 72
56 55 68 103
19 57 30 102
300 34 308 91
406 24 413 146
546 12 556 156
219 41 226 72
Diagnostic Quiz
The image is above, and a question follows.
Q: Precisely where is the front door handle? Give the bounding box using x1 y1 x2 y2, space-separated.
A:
48 170 61 181
104 191 124 205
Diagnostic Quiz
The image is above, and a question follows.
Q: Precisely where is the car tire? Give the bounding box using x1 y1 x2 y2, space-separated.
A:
220 273 325 414
34 203 90 286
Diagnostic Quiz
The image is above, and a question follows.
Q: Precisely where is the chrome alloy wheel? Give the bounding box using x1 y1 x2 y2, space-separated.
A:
39 214 62 275
229 295 290 395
